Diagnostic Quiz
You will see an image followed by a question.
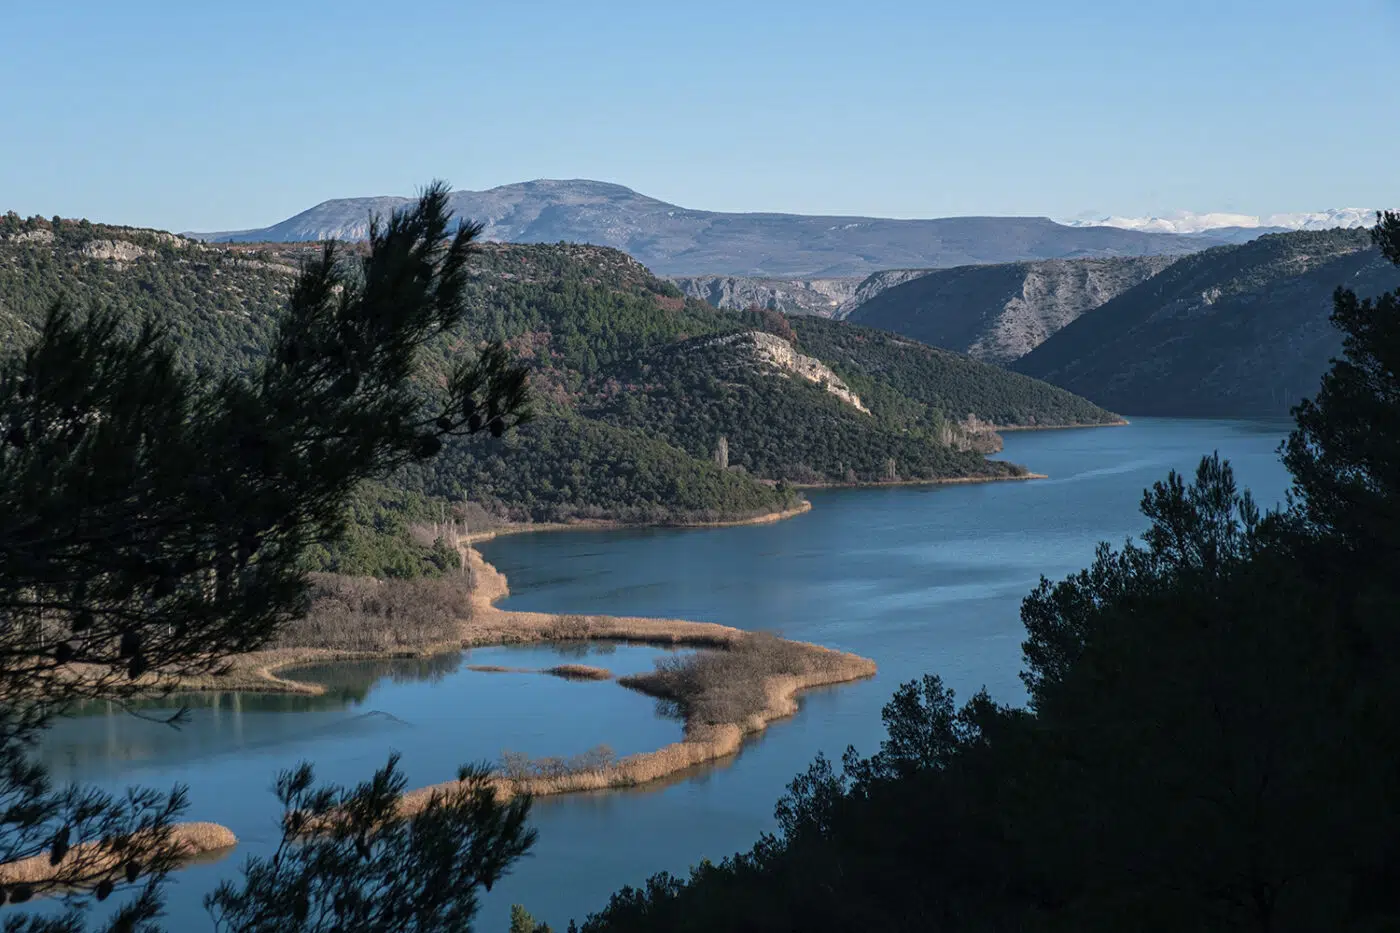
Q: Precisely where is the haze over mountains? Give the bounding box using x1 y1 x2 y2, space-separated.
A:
195 179 1240 278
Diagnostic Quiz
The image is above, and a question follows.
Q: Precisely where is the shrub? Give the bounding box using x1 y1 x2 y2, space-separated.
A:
272 573 473 652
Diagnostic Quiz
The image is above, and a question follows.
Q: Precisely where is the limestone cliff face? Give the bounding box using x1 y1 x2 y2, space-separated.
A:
697 330 870 414
81 239 149 262
668 275 861 317
670 269 934 320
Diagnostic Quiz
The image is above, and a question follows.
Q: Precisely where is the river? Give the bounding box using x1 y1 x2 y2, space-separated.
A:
31 417 1295 931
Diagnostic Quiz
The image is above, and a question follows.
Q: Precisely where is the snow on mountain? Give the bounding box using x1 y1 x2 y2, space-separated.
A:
1065 208 1380 235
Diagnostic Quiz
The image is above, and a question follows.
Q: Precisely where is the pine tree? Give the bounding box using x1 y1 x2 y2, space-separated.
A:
0 183 535 929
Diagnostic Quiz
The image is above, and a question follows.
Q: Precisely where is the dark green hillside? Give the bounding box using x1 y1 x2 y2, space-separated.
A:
0 212 287 373
1 212 1119 572
1015 228 1400 415
456 242 722 375
585 333 1018 485
400 415 800 523
791 316 1123 427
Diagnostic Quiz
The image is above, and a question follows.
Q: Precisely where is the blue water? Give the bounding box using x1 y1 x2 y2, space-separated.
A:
28 417 1294 931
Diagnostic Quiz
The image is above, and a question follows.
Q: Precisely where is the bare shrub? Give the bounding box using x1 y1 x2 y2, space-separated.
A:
621 632 846 727
273 573 473 652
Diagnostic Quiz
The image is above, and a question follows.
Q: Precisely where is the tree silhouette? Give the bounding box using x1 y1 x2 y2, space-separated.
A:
0 183 533 930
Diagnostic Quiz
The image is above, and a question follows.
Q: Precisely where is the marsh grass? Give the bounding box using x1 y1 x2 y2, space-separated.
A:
542 664 613 680
0 821 237 891
498 745 617 785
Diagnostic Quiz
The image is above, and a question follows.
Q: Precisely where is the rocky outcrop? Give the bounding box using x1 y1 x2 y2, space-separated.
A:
696 330 870 413
82 239 149 262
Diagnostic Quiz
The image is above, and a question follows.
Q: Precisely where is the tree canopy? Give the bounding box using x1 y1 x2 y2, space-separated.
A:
571 213 1400 932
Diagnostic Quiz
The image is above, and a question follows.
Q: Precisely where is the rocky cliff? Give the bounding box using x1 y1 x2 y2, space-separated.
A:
695 330 870 413
670 268 934 319
849 255 1178 362
668 276 861 317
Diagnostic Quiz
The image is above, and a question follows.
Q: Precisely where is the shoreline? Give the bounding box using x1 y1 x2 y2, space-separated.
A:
793 471 1049 491
461 500 813 545
159 548 877 812
994 418 1130 432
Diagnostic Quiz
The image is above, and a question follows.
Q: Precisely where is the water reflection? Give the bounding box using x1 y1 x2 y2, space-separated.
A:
279 651 466 704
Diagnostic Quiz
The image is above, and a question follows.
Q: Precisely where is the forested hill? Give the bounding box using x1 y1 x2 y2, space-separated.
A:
0 212 1117 536
1013 228 1400 416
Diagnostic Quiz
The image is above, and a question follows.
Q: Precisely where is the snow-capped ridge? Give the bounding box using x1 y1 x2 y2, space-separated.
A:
1065 208 1381 235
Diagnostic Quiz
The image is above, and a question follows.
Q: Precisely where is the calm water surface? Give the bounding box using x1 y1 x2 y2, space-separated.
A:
33 417 1293 930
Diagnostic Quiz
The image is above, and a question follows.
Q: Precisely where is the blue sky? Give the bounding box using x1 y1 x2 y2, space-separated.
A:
2 0 1396 232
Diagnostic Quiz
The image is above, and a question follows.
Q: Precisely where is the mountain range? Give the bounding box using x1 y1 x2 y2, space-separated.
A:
192 179 1235 278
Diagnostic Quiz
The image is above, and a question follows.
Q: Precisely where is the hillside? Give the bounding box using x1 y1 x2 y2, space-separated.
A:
1013 229 1400 416
191 179 1226 277
848 255 1177 363
0 212 1119 538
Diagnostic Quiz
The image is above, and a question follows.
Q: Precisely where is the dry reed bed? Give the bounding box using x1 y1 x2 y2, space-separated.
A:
0 822 236 889
169 550 749 695
397 631 875 813
126 547 874 827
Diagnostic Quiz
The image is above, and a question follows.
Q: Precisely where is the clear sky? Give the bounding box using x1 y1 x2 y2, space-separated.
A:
3 0 1396 232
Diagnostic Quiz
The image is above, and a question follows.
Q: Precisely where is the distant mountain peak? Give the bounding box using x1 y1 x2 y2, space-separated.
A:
191 180 1242 276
